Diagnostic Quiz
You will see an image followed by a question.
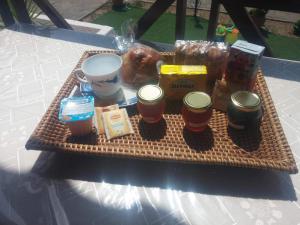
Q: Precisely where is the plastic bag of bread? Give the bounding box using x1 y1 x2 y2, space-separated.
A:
121 43 162 87
175 40 209 65
175 40 229 91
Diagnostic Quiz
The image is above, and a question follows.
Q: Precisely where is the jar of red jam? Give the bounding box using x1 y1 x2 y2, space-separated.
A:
182 92 213 132
137 84 165 123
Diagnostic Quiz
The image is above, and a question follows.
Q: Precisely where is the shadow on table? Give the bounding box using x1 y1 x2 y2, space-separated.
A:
32 151 297 201
138 119 167 141
227 127 262 152
7 23 116 50
0 166 180 225
183 127 214 152
261 57 300 83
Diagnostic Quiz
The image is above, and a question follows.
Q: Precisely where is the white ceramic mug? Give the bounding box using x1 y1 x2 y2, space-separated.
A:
74 53 122 98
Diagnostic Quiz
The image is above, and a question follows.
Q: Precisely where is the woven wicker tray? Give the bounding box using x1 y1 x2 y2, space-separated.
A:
25 50 298 173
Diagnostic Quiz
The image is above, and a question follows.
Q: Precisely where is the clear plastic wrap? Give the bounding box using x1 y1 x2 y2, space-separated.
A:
175 40 229 90
121 43 162 87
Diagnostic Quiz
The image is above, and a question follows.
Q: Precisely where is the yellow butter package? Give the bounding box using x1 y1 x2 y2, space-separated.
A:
159 65 207 99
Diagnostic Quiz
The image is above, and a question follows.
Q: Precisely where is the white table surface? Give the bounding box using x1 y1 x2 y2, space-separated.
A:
1 26 300 225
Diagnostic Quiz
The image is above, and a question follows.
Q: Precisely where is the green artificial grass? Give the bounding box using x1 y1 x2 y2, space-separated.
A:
93 6 300 61
265 33 300 61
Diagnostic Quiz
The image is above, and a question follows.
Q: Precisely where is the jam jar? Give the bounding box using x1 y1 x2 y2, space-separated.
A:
137 84 165 123
182 92 213 132
227 91 263 130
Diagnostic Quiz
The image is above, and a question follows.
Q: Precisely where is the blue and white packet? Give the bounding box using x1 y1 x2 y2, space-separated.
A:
59 96 94 122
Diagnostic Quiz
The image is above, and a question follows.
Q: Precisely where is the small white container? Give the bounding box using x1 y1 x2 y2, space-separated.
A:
59 96 94 136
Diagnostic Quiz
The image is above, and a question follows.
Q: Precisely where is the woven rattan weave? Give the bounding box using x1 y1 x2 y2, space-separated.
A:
25 51 298 173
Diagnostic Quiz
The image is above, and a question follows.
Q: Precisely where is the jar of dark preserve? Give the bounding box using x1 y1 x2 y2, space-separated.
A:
227 91 263 130
182 92 213 132
137 84 165 123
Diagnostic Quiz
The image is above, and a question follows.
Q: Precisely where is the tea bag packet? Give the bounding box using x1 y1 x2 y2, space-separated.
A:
102 108 134 140
94 104 119 134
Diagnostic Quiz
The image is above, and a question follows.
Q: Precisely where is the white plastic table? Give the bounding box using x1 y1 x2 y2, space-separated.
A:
0 24 300 225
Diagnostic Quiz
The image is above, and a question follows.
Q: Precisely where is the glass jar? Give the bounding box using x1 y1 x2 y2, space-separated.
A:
227 91 263 130
182 92 213 132
137 85 165 123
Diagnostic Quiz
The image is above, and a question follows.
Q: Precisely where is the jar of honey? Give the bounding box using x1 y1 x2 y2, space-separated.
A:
182 92 212 132
137 85 165 123
227 91 263 130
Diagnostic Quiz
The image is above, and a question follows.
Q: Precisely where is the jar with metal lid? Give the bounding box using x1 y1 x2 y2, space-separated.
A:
182 92 213 132
227 91 263 130
137 84 165 123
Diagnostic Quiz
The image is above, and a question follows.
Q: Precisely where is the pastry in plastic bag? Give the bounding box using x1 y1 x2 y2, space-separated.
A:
211 79 241 112
175 40 208 65
121 44 162 87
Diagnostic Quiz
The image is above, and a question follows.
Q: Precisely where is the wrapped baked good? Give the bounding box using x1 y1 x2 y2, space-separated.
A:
211 79 231 112
175 40 229 91
211 79 241 112
175 40 208 65
121 44 162 87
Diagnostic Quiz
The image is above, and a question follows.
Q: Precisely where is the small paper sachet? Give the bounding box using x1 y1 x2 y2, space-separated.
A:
102 108 134 140
94 104 119 134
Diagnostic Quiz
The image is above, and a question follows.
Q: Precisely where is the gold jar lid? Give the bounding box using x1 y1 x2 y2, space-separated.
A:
183 91 212 113
231 91 261 112
137 85 164 105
